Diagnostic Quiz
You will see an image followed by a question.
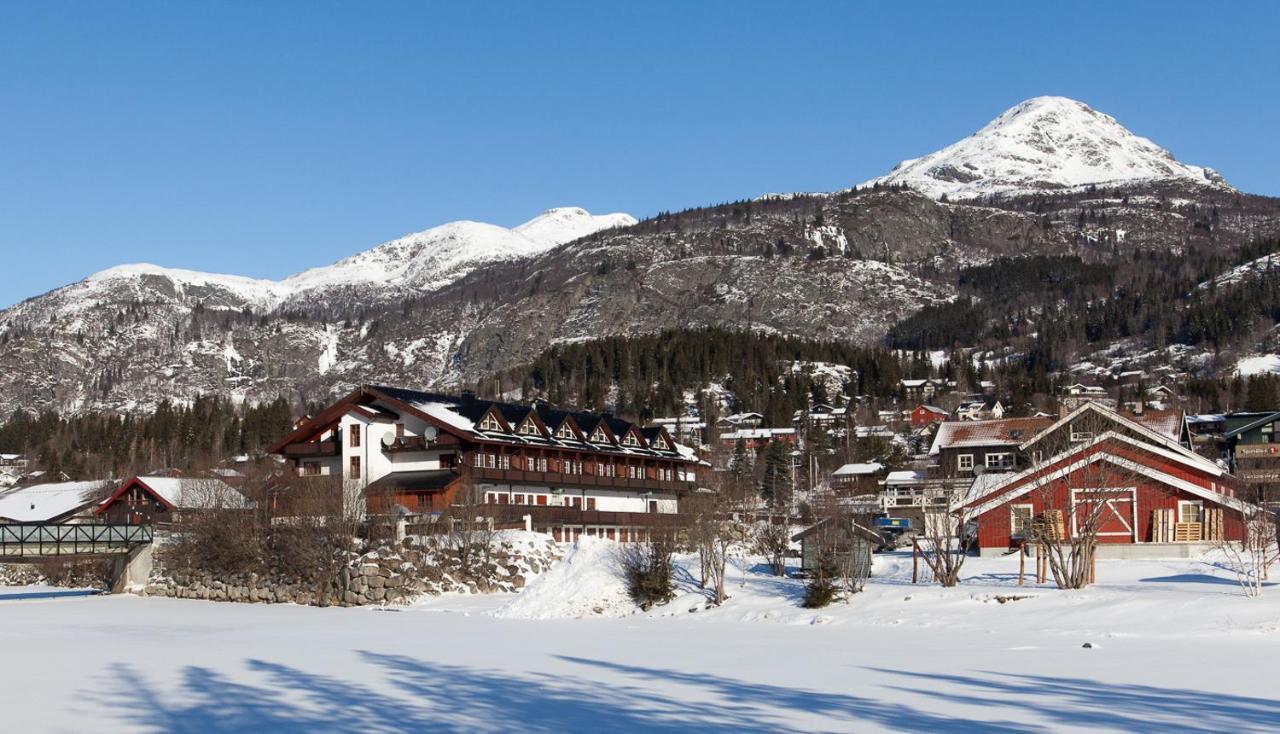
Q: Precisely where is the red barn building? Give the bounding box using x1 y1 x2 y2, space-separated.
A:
959 403 1255 558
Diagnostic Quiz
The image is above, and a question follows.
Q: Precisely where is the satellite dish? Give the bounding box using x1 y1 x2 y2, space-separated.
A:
424 426 439 442
382 431 397 448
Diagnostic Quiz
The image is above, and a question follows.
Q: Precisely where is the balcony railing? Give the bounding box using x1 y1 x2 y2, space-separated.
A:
467 466 694 494
281 441 339 458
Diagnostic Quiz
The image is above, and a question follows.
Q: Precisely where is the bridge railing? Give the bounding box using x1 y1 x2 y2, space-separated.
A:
0 523 154 558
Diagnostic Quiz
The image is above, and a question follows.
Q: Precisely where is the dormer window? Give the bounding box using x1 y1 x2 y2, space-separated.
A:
478 414 504 432
623 432 641 448
557 424 576 440
519 419 540 436
592 429 609 444
651 436 669 450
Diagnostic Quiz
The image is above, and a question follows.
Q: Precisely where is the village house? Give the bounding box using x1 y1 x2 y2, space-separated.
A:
96 475 250 525
827 462 885 495
928 416 1057 479
719 427 797 450
958 403 1252 557
271 385 704 542
716 412 764 431
646 417 707 446
909 404 949 429
955 397 1004 422
1060 383 1116 410
900 378 956 402
1218 411 1280 504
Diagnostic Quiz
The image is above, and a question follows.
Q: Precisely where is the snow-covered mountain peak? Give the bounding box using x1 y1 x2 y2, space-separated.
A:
862 96 1231 199
514 206 637 247
281 206 634 299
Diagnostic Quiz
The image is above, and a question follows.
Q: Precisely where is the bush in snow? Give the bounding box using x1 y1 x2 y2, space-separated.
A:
618 527 678 610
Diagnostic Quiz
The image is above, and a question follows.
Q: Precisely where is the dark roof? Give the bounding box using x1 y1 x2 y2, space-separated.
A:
1223 411 1280 439
792 517 881 543
278 384 688 461
366 470 460 493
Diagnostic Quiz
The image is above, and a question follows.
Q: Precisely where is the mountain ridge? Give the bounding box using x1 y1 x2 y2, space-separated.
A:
2 96 1278 416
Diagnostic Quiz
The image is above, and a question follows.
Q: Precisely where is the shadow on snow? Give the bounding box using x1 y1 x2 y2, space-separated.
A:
86 654 1280 733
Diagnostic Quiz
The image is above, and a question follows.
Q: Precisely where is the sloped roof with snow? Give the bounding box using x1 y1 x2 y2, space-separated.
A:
126 476 249 510
833 462 885 477
929 417 1056 455
0 481 107 523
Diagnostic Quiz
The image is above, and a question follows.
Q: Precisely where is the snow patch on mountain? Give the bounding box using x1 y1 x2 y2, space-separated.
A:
862 96 1231 200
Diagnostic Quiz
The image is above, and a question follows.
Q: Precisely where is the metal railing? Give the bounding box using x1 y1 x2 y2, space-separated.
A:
0 523 153 559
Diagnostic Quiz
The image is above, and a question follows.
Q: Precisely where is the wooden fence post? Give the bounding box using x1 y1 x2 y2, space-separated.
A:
912 539 919 584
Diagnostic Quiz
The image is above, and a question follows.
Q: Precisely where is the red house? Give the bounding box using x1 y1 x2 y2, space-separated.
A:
959 403 1255 558
911 404 949 429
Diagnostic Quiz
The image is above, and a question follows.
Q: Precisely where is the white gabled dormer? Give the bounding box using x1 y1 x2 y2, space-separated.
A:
477 409 506 433
518 415 542 436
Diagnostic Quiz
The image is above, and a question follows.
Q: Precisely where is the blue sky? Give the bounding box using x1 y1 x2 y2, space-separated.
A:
1 2 1277 308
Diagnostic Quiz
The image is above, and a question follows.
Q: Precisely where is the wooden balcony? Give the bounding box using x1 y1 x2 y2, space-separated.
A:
280 441 338 458
380 434 460 453
467 466 694 494
407 504 685 531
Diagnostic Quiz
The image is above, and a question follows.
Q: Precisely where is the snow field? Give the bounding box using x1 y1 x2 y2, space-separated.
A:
2 544 1279 732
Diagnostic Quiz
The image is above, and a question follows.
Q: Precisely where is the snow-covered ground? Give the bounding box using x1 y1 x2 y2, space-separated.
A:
3 547 1279 732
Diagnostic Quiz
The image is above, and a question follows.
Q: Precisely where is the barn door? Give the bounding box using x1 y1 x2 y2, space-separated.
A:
1072 488 1137 543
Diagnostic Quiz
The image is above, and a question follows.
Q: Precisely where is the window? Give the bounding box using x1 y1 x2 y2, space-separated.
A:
1179 500 1204 525
648 500 658 513
985 452 1014 470
592 429 609 443
349 456 361 480
1011 504 1034 538
586 497 597 510
627 465 643 479
514 494 525 505
557 424 576 440
479 414 503 432
349 425 361 448
486 453 497 469
957 454 974 472
472 453 483 468
623 432 640 447
1069 423 1094 442
497 454 511 470
520 419 540 436
303 462 320 476
535 456 548 473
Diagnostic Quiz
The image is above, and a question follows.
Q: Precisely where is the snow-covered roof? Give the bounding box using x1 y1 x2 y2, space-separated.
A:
130 476 250 510
929 417 1056 455
0 481 106 523
883 470 924 486
832 462 885 477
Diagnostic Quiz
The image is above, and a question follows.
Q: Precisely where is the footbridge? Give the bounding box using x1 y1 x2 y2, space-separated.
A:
0 523 155 593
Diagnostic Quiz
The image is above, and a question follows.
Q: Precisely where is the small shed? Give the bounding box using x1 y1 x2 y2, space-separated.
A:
792 517 881 576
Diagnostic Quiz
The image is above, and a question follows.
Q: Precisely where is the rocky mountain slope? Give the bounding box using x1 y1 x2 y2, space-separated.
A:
2 97 1278 415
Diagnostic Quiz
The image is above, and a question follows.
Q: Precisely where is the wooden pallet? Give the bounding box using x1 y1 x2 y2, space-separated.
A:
1173 522 1202 543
